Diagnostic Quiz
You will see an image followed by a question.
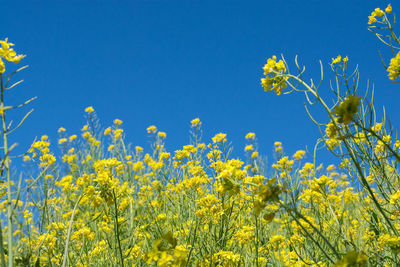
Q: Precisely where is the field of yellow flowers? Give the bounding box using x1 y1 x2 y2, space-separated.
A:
0 3 400 267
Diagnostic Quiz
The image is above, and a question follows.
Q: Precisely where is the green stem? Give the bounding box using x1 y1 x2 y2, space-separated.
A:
1 74 12 267
254 213 259 267
62 194 83 267
283 204 338 263
113 189 124 267
287 73 398 235
0 221 6 267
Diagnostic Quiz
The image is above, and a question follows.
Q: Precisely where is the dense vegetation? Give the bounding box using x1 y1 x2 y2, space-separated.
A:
0 3 399 267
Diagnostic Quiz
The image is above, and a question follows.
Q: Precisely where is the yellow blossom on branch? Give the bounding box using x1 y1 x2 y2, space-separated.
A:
387 51 400 80
0 38 25 70
114 119 123 126
85 106 94 113
332 55 341 64
245 132 255 140
147 125 157 134
158 131 166 138
368 15 377 24
372 8 385 17
190 118 201 127
386 4 392 14
260 55 288 95
212 133 227 143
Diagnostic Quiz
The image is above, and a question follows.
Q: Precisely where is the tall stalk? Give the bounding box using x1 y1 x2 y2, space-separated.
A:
113 189 125 267
0 74 12 267
0 40 30 266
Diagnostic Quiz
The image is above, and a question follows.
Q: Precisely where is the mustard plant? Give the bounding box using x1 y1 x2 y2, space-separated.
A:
0 38 35 267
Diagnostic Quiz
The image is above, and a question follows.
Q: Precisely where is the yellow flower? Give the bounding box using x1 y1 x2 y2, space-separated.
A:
275 60 286 72
371 122 383 133
263 56 277 75
388 51 400 80
113 128 123 139
0 59 4 74
191 118 201 127
133 161 144 171
213 250 241 265
58 127 66 133
293 150 306 160
159 152 170 161
390 190 400 205
244 144 253 152
260 77 272 92
395 140 400 149
147 125 157 133
39 154 56 167
251 151 259 158
245 132 255 140
158 131 167 138
261 56 288 95
10 54 24 64
58 138 67 145
343 56 349 63
332 55 341 64
234 225 255 245
114 119 123 126
368 15 377 24
0 38 25 64
212 133 227 143
104 127 111 135
0 39 13 51
263 56 286 74
386 4 392 14
69 135 77 142
372 8 385 17
84 106 94 113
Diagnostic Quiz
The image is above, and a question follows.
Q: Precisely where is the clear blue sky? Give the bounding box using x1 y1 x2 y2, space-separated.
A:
2 0 398 165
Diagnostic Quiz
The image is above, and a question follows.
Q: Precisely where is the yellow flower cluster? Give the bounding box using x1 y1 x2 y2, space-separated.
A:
0 38 25 73
29 136 56 168
212 132 227 143
10 108 400 266
387 51 400 80
85 106 94 113
368 4 392 24
8 8 400 265
368 8 384 24
293 150 306 161
325 119 341 150
147 125 157 133
260 55 288 95
213 250 241 266
331 55 348 65
190 117 201 127
245 132 255 140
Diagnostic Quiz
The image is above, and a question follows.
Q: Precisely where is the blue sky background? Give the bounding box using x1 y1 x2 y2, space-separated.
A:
2 0 399 167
